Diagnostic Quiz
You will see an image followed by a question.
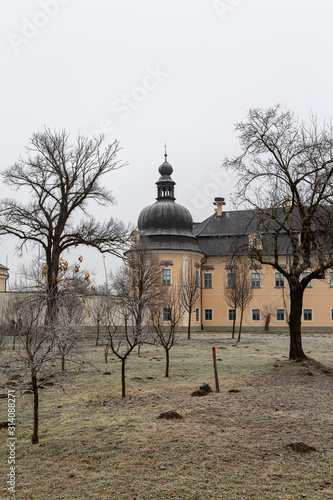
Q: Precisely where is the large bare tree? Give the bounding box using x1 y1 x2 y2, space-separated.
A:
0 129 131 325
224 105 333 358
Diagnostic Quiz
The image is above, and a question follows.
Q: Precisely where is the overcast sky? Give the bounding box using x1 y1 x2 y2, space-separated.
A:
1 0 333 285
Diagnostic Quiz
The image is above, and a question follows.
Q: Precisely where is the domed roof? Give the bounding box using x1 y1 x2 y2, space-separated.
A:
158 160 173 177
138 200 193 236
136 154 202 253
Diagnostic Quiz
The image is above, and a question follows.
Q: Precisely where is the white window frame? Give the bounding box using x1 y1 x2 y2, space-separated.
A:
195 308 200 323
162 306 172 322
228 308 236 322
303 308 313 321
162 268 172 285
204 309 213 321
251 272 261 288
329 271 333 288
302 271 312 288
275 272 285 288
203 273 213 288
276 308 285 321
227 272 236 288
251 308 261 321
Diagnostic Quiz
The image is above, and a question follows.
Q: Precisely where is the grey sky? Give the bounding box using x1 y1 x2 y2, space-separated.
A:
1 0 333 284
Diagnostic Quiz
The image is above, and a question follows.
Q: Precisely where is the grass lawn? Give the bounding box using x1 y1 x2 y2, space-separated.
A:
0 331 333 499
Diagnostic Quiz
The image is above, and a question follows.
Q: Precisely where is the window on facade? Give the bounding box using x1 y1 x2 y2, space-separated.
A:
162 268 171 285
251 272 261 288
249 234 262 249
228 309 236 321
276 309 285 321
162 307 172 321
303 309 313 321
204 273 212 288
204 309 213 321
195 270 200 287
302 271 312 288
227 272 236 288
275 272 284 288
195 308 200 322
329 271 333 287
331 309 333 322
252 309 260 321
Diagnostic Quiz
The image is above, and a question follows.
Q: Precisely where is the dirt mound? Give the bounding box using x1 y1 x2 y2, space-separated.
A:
157 411 183 420
288 442 316 453
191 389 210 397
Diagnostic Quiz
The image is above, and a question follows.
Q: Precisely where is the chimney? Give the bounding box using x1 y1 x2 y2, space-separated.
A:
214 197 225 217
284 196 291 213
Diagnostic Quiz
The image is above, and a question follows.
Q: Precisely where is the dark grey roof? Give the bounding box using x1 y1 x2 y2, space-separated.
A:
0 263 9 270
193 209 297 257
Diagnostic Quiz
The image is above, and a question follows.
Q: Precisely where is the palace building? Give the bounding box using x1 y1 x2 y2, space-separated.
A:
135 154 333 331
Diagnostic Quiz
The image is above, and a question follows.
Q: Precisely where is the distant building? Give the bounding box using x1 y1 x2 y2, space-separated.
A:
0 264 9 292
134 154 333 330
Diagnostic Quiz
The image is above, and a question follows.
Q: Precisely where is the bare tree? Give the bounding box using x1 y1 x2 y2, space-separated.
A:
224 265 240 339
150 287 184 377
0 129 131 326
225 105 333 358
101 242 160 396
13 293 55 444
261 303 276 332
181 259 200 340
235 261 254 342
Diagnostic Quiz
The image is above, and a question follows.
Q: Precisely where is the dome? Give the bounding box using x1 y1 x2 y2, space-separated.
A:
138 200 194 236
136 154 202 253
158 160 173 177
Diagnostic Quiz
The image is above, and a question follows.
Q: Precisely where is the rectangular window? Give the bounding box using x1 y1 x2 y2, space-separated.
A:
275 272 284 288
251 272 261 288
195 308 200 322
303 309 313 321
162 307 172 322
252 309 260 321
162 268 171 285
195 270 200 287
228 309 236 321
276 309 285 321
331 309 333 322
204 309 213 321
302 271 312 288
227 272 236 288
329 272 333 287
204 273 212 288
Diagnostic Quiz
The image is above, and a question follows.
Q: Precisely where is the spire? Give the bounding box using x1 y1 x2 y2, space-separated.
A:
156 149 175 201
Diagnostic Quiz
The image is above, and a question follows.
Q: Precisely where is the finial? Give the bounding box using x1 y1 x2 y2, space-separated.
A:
164 143 167 161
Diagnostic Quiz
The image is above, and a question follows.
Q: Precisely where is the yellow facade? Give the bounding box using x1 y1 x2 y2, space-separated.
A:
0 265 9 292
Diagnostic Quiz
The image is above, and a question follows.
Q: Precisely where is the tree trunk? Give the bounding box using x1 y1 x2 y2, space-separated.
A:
232 314 236 339
289 285 307 359
104 345 109 364
121 358 126 398
61 353 65 371
95 322 100 346
187 313 191 340
237 308 244 342
165 348 170 378
31 370 39 444
264 314 271 332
